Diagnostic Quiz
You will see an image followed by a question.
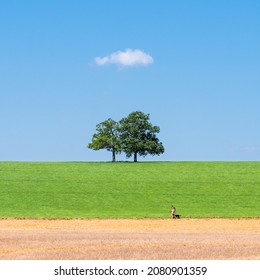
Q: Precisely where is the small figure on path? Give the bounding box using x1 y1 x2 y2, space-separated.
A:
171 205 176 219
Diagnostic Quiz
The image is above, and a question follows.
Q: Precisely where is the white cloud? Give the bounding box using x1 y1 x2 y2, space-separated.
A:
95 49 154 67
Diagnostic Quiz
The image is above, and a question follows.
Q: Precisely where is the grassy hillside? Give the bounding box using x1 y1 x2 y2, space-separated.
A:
0 161 259 218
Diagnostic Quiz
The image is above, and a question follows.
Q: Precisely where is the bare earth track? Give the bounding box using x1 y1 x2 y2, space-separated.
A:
0 219 259 260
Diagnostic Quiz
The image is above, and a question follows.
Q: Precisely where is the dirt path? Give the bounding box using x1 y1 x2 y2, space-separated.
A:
0 218 259 260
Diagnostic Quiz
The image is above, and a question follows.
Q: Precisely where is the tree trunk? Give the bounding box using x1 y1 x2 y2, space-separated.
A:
134 152 137 162
112 149 116 162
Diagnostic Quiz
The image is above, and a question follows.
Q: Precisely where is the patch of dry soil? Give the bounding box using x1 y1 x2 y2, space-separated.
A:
0 218 259 259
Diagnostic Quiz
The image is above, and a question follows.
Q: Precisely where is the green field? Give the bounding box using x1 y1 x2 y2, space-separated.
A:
0 161 259 218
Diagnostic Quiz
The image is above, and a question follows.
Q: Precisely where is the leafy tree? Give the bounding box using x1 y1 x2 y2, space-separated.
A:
87 118 121 162
119 111 164 162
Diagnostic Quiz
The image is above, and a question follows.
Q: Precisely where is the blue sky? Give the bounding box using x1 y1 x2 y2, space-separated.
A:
0 0 259 161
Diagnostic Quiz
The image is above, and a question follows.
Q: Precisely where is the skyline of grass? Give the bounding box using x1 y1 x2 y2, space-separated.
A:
0 161 259 218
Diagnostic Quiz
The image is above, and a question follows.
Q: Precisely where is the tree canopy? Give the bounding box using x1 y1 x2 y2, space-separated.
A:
87 111 164 162
87 118 121 162
119 111 164 162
